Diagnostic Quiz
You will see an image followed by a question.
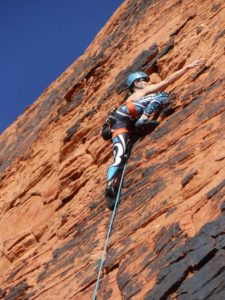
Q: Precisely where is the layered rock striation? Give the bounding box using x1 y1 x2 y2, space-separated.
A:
0 0 225 299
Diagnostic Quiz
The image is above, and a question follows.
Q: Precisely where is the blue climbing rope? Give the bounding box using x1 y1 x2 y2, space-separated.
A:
92 112 162 298
92 159 128 300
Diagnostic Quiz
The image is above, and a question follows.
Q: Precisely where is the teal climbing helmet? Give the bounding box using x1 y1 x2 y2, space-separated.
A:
127 71 149 88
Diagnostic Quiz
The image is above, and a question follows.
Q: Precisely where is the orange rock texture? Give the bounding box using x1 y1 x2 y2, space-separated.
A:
0 0 225 299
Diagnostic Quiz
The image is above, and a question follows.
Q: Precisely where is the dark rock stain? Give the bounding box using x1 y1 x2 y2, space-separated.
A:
143 214 225 300
181 169 198 188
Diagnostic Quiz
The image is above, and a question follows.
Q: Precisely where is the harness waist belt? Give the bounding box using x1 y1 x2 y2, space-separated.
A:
112 128 129 138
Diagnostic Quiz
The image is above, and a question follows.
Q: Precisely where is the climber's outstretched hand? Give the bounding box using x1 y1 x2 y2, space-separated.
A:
187 58 205 69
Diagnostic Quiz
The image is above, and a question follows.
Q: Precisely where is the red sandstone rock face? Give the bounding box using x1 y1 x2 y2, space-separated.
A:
0 0 225 299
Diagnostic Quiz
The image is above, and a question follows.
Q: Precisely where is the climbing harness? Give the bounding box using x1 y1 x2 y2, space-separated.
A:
92 144 133 300
112 127 129 139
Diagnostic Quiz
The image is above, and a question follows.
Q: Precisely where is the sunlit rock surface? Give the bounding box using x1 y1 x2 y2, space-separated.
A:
0 0 225 299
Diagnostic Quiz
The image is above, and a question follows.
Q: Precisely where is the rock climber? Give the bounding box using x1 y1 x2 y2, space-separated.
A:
105 58 205 209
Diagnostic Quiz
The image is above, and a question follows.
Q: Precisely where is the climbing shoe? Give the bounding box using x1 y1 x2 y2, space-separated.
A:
135 119 159 137
105 184 116 211
105 179 122 211
106 197 116 211
105 184 115 199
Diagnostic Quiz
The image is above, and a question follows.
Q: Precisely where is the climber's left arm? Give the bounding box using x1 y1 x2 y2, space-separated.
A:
135 59 206 98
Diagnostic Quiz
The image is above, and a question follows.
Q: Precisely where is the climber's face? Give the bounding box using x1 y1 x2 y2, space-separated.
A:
134 77 150 89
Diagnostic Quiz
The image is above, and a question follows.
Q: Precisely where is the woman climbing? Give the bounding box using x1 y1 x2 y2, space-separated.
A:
105 58 205 210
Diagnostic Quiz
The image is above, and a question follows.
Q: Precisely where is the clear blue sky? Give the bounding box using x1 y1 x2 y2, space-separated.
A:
0 0 124 134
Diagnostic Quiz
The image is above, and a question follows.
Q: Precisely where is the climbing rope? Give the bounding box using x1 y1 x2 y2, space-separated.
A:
92 158 129 300
92 108 163 298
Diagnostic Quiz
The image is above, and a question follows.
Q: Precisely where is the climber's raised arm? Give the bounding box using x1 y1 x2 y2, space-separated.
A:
130 59 205 99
